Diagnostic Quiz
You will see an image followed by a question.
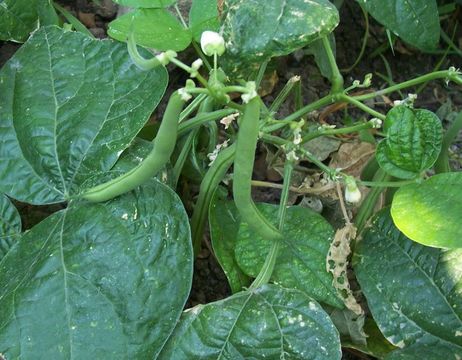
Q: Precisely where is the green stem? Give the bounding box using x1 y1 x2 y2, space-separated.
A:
358 179 418 187
354 169 390 236
269 76 301 114
81 92 185 202
178 108 237 136
250 161 293 289
352 70 462 102
435 111 462 173
322 36 344 93
339 94 386 120
282 94 335 122
179 94 207 123
341 4 368 73
298 148 337 178
301 121 375 144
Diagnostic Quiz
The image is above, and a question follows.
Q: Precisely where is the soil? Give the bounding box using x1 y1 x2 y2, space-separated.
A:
1 1 461 359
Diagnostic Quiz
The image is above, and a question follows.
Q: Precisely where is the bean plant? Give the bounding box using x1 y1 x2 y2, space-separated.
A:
0 0 461 359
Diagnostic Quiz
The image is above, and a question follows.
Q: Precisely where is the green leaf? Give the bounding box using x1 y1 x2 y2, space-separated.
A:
221 0 339 78
376 106 442 179
385 342 462 360
356 0 440 51
0 26 168 205
0 194 21 259
159 284 342 359
0 180 193 358
189 0 220 42
305 35 337 82
391 172 462 249
353 208 462 356
112 0 177 7
108 8 192 51
235 203 344 308
209 195 250 293
0 0 58 42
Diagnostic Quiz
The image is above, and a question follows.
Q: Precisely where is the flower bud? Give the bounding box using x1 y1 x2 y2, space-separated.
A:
200 31 225 56
345 177 361 203
178 88 192 102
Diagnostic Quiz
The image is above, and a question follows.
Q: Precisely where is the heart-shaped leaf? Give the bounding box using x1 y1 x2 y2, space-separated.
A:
209 194 250 293
376 106 442 179
189 0 220 42
159 284 342 360
391 172 462 249
112 0 177 7
0 180 193 359
108 8 192 51
356 0 440 51
0 194 21 259
0 0 58 42
235 203 343 308
0 26 168 205
354 208 462 356
221 0 339 78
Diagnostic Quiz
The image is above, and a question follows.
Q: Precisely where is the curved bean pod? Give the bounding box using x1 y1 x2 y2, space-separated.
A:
81 91 185 202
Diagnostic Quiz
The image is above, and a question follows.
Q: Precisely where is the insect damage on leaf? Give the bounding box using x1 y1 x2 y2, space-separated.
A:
327 223 363 316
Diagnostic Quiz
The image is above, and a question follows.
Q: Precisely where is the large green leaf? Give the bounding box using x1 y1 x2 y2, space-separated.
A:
0 0 58 42
209 194 250 293
391 172 462 249
189 0 220 42
376 106 442 179
0 194 21 259
159 284 342 359
108 9 192 51
354 208 462 356
0 180 193 358
221 0 339 78
0 26 168 205
356 0 440 51
235 204 343 308
112 0 177 7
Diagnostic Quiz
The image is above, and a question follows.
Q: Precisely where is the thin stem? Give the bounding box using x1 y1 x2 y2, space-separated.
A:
322 36 344 93
341 5 369 73
358 179 418 188
435 111 462 173
269 76 301 113
179 94 207 123
282 94 335 122
352 70 462 102
301 121 375 144
299 148 337 178
339 94 386 120
178 108 237 136
174 4 188 28
250 161 294 289
255 60 269 88
354 169 389 236
192 42 212 71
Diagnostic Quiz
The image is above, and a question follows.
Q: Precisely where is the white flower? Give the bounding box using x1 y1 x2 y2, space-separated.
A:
220 112 239 129
178 88 192 102
241 81 257 103
286 150 299 162
155 50 177 65
344 177 361 203
293 127 302 145
190 59 203 77
369 118 382 129
200 31 225 56
207 140 230 165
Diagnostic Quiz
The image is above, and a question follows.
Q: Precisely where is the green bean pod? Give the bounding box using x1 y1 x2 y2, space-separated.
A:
190 143 236 254
233 98 283 241
81 92 185 202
